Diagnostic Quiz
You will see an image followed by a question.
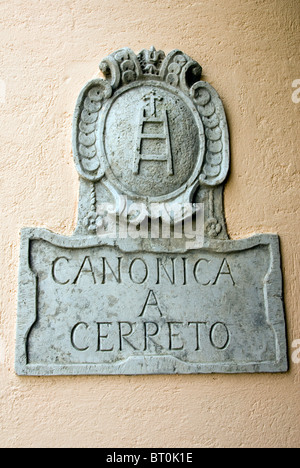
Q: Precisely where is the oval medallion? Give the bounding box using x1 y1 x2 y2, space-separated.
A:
101 82 204 199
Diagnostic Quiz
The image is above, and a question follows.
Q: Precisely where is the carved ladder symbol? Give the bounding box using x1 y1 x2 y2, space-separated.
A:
133 91 174 175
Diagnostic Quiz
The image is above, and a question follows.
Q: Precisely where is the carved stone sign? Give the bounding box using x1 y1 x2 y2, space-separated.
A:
16 47 288 375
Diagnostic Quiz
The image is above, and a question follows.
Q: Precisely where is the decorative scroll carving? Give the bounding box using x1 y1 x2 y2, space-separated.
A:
73 80 112 182
100 47 142 89
160 49 202 93
190 82 229 187
205 189 222 238
83 183 103 233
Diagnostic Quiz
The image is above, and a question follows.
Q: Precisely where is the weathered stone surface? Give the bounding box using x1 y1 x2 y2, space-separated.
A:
15 229 287 375
103 83 203 198
15 47 288 375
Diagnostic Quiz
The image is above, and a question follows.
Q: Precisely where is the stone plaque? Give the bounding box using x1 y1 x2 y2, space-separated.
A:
16 47 288 375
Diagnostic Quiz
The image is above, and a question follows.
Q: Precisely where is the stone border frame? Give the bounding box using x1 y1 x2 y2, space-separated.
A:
15 228 288 376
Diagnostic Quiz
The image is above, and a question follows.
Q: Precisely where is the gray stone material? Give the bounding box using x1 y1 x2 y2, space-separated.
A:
15 229 287 375
15 47 288 375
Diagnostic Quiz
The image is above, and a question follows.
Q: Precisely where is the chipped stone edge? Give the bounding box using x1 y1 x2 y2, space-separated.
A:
15 228 288 376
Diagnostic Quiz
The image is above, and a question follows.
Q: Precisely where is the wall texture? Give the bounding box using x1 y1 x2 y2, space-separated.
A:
0 0 299 448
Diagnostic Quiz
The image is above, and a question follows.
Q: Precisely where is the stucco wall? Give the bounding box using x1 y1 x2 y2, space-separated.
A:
0 0 299 448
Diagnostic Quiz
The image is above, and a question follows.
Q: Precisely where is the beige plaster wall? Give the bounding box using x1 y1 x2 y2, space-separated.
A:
0 0 299 448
